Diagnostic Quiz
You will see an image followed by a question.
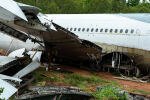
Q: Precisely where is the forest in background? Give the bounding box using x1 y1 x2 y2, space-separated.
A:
14 0 150 14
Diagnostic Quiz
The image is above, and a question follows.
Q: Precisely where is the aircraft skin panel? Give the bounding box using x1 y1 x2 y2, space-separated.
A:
0 74 22 82
0 31 40 52
0 0 27 21
13 61 40 78
46 14 150 52
118 13 150 24
0 56 16 67
0 79 17 100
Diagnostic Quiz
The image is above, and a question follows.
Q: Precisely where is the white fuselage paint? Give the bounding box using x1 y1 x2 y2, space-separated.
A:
46 14 150 52
0 31 39 52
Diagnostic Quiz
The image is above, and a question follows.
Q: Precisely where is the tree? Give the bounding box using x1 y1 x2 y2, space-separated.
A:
112 0 127 13
127 0 140 6
87 0 112 13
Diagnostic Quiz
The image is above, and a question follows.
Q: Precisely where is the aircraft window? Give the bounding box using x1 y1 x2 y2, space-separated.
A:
105 29 108 32
100 29 103 32
87 28 89 32
82 28 85 32
91 28 94 32
120 29 123 33
125 29 128 33
131 29 134 33
78 28 81 31
66 28 69 30
95 28 98 32
115 29 118 33
70 28 73 31
74 28 77 31
110 29 113 32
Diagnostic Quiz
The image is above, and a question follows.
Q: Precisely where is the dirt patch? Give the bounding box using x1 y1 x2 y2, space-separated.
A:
98 72 150 92
50 65 150 95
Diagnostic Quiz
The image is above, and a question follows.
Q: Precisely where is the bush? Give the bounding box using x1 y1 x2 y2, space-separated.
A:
93 85 127 100
0 88 5 100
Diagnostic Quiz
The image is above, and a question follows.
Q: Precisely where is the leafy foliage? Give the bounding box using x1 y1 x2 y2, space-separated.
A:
0 88 5 100
93 85 127 100
15 0 150 14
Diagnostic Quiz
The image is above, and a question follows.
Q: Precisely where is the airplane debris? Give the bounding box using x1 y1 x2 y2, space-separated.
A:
13 61 40 78
141 75 150 81
0 79 17 100
0 48 42 99
15 86 93 100
113 75 147 83
0 0 27 21
50 67 73 74
8 48 26 58
27 51 42 62
0 74 22 82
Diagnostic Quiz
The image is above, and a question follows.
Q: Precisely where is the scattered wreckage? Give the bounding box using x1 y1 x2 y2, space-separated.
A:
0 0 146 78
0 0 150 99
0 48 41 99
15 86 93 100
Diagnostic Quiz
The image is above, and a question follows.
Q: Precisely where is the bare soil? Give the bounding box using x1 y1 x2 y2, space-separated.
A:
50 65 150 96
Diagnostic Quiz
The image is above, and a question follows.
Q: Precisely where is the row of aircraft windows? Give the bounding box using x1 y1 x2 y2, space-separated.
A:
66 28 135 34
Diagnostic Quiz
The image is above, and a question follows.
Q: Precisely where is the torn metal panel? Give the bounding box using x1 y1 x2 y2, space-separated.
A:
27 51 42 62
37 13 56 31
42 22 102 66
15 19 47 31
18 2 41 15
13 61 40 78
8 48 26 58
0 21 29 42
16 86 92 100
0 0 27 21
0 56 32 76
0 79 17 100
0 56 16 67
0 74 22 82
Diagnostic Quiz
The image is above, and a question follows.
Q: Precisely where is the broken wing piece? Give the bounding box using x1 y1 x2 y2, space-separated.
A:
8 48 26 58
13 61 40 78
42 22 102 66
0 74 22 82
0 79 17 100
0 56 16 67
0 0 27 21
37 13 56 31
18 2 41 13
27 51 42 62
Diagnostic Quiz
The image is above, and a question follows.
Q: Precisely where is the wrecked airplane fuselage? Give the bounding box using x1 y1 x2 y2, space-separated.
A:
0 0 150 76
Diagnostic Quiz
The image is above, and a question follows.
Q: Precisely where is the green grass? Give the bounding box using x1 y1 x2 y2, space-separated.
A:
133 89 150 95
32 68 60 84
63 74 110 88
92 85 127 100
64 74 109 83
0 88 5 100
32 68 119 91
